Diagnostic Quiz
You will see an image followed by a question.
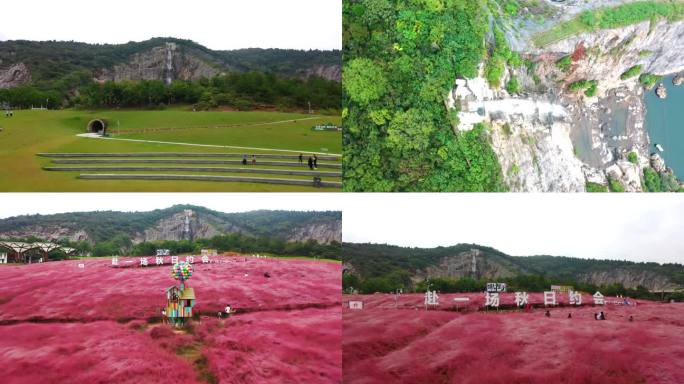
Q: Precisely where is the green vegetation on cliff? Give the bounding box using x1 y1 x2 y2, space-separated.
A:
534 1 684 47
342 243 684 300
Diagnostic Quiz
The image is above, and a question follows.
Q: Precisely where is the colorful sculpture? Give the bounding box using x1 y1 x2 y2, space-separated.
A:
165 261 195 327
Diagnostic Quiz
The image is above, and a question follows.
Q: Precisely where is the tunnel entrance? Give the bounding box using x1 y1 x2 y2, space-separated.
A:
87 119 107 135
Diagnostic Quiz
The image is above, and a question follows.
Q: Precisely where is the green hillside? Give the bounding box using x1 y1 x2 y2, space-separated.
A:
343 242 684 300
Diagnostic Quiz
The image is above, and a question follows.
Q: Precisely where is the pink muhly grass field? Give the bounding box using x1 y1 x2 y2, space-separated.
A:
343 293 684 384
0 256 341 383
0 256 340 321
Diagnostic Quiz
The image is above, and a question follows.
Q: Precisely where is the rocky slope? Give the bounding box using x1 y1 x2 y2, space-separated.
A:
0 206 341 245
94 42 219 84
451 2 684 191
300 64 341 82
413 248 532 282
0 63 30 89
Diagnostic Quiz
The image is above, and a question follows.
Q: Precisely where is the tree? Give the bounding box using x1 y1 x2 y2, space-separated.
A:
343 58 387 105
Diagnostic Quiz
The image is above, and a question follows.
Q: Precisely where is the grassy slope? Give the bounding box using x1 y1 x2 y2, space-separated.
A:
533 1 684 47
0 110 340 191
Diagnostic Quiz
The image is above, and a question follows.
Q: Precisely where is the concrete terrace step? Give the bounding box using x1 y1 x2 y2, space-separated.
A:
37 152 340 161
44 166 342 178
49 159 341 169
77 174 343 188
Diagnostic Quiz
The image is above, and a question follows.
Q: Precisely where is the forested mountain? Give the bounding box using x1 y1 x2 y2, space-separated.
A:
0 206 341 259
0 38 341 110
0 205 341 244
343 242 684 297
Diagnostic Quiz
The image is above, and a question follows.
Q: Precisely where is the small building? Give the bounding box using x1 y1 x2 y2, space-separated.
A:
165 285 195 327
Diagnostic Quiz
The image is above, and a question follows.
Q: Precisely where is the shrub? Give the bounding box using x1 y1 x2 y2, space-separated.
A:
639 73 662 89
621 65 642 80
556 55 573 72
506 75 520 94
608 177 625 192
586 182 608 192
584 81 598 97
628 152 638 164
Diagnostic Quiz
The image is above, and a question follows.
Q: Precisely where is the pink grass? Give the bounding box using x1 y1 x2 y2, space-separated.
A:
0 256 341 383
343 293 684 384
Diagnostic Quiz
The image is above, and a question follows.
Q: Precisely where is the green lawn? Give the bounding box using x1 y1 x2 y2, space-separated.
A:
0 109 341 191
115 114 341 154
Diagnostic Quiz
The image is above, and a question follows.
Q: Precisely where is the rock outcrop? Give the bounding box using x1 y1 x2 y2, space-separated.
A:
286 220 342 244
579 270 680 292
413 249 528 282
95 43 219 84
535 19 684 94
300 64 342 82
134 209 230 243
0 63 30 89
0 225 89 242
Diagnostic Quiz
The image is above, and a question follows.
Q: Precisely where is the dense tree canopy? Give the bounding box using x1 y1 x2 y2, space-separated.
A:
343 0 506 191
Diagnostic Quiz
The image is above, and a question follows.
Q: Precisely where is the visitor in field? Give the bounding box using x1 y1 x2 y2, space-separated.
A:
242 155 248 165
545 310 550 317
252 155 256 165
308 156 314 170
225 304 232 318
299 153 303 163
567 313 572 319
313 154 318 169
629 315 634 322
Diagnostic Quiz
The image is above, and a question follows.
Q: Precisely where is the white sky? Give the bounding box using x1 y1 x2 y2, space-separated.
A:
0 0 341 50
0 193 344 216
343 194 684 264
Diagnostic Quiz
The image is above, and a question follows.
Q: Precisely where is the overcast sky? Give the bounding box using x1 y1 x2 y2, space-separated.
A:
343 194 684 264
0 193 343 217
0 0 341 50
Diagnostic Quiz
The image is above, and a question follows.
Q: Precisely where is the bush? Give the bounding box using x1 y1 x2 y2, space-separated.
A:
628 152 638 164
621 65 642 80
584 81 598 97
556 55 573 72
639 73 662 89
586 182 608 192
506 75 520 94
643 167 662 192
608 177 625 192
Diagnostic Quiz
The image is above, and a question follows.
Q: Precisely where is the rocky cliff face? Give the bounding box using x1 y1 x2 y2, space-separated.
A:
133 209 233 243
460 14 684 192
300 64 341 82
95 43 220 84
535 19 684 93
285 220 342 244
579 270 679 292
0 225 89 242
0 63 30 89
413 249 526 282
